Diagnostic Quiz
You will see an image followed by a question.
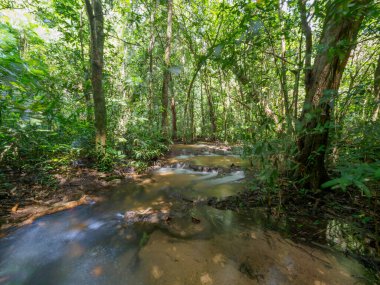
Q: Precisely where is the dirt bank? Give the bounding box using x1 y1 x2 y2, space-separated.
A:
0 167 130 232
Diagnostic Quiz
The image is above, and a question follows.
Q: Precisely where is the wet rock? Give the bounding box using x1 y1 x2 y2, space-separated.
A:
124 209 170 225
102 175 124 182
191 217 201 224
108 179 122 186
71 159 87 168
239 261 263 281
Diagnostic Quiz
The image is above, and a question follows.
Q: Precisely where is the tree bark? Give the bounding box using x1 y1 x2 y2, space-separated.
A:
200 83 205 138
84 0 106 150
298 0 312 91
204 75 217 140
372 54 380 121
148 0 157 121
278 0 290 122
190 94 195 141
292 34 303 121
297 0 371 190
161 0 173 137
219 71 228 142
79 9 93 123
171 91 177 140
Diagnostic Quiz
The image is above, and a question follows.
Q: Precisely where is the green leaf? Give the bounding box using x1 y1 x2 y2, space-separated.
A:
353 180 371 197
322 179 340 189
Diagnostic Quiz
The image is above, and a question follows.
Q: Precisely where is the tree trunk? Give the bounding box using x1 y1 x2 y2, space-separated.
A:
190 94 195 141
297 0 371 190
84 0 106 151
204 75 217 140
219 71 228 142
292 34 303 121
278 0 290 123
372 54 380 121
200 83 205 138
171 93 177 140
161 0 173 137
183 64 202 139
148 0 156 121
223 100 228 142
298 0 312 91
79 9 92 123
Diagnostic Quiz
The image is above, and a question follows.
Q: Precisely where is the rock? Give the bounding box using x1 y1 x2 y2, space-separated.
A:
191 217 201 224
108 179 122 186
239 261 263 281
124 209 170 225
103 175 124 182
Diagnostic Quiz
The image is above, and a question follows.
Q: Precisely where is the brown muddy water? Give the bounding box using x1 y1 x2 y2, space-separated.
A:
0 144 370 284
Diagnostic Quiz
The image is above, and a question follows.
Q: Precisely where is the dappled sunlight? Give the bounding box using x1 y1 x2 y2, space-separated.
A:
326 219 368 255
314 281 327 285
151 265 164 279
212 253 227 267
317 268 325 275
1 0 378 278
200 273 213 285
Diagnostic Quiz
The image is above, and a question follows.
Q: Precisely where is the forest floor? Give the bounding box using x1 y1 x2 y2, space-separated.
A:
0 167 131 232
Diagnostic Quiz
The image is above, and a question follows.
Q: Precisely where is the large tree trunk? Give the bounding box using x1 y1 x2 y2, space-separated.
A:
84 0 106 150
297 0 371 190
161 0 173 137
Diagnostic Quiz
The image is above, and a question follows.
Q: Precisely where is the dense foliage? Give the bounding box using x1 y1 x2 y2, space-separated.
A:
0 1 379 197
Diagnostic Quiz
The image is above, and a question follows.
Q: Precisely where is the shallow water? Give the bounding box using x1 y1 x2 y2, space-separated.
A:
0 144 368 284
167 155 250 168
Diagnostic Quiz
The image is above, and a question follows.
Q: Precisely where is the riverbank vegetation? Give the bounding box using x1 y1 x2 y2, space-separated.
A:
1 0 379 275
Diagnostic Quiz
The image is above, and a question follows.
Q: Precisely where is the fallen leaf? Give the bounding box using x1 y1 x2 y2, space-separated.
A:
11 204 19 213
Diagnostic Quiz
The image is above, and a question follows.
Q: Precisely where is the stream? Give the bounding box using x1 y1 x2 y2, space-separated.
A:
0 144 369 284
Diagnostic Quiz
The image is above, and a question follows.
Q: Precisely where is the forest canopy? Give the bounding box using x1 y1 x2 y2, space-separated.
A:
0 0 379 191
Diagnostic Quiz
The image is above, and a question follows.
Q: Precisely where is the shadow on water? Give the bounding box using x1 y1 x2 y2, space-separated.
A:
0 144 375 284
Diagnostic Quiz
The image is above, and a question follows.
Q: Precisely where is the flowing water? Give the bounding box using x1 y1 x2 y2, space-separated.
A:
0 144 369 284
